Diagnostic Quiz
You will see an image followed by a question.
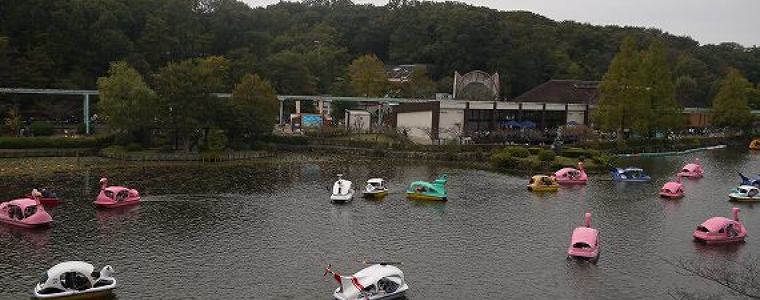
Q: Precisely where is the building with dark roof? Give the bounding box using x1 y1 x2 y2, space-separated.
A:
512 80 600 105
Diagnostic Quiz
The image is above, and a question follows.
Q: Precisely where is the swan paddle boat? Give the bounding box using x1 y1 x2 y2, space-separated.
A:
94 178 141 208
0 190 52 228
677 159 704 178
610 167 651 182
324 263 408 300
659 178 684 199
554 162 588 185
33 261 116 299
26 188 60 206
406 174 448 201
693 208 747 244
567 212 600 263
362 178 389 198
750 138 760 150
729 185 760 202
527 175 559 192
330 174 355 203
739 172 760 187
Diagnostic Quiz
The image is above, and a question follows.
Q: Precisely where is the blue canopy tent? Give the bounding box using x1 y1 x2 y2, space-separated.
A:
501 120 522 129
520 120 537 129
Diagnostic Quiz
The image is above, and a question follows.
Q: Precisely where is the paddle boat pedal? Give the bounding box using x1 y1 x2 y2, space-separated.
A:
331 174 355 203
324 263 409 300
527 175 559 192
729 185 760 202
406 174 448 201
33 261 117 299
0 190 53 228
94 178 141 208
362 178 389 198
567 212 600 263
693 208 747 244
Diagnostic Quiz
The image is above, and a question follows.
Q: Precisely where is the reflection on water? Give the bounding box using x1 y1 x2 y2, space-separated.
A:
0 150 758 299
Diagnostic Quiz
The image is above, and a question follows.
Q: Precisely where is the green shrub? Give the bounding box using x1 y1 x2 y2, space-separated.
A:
528 147 542 155
125 143 142 152
507 147 531 158
30 121 54 136
101 145 126 156
537 149 556 162
490 152 517 169
0 135 113 149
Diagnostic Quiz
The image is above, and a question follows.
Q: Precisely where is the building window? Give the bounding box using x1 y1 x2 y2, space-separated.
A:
467 109 492 133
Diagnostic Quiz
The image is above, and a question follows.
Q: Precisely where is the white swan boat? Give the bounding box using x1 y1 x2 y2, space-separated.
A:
33 261 116 299
324 263 408 300
362 178 389 198
331 174 354 203
729 185 760 202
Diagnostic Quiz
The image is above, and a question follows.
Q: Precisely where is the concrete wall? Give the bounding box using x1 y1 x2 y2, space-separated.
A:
397 111 434 144
439 108 465 140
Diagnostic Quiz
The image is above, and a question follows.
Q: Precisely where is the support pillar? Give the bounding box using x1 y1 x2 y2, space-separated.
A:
83 94 90 135
295 100 301 114
541 103 546 130
318 99 323 115
279 100 284 124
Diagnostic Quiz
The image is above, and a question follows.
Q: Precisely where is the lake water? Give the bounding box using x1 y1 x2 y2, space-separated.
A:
1 149 759 299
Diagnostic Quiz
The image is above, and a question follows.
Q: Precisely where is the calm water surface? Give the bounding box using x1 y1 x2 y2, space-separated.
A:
1 150 760 299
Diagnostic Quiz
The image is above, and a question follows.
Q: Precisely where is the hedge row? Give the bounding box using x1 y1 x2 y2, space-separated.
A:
0 135 114 149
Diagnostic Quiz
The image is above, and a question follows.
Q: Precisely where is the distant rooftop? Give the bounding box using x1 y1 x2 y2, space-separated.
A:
513 80 599 105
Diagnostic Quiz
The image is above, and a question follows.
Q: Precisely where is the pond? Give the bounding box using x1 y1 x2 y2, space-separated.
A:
1 150 759 299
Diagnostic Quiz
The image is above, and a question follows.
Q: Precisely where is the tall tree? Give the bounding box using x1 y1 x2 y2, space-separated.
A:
228 73 279 145
349 54 387 97
97 61 159 143
593 37 647 137
400 66 437 98
639 39 682 134
154 56 230 150
711 68 753 129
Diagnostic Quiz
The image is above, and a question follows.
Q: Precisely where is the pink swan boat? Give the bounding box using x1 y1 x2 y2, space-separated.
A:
677 158 704 178
659 178 684 199
693 208 746 243
0 190 53 228
554 162 588 185
568 212 599 262
94 178 141 208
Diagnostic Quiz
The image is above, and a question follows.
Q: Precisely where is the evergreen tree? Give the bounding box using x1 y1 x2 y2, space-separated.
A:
711 68 753 129
639 39 682 134
593 37 647 137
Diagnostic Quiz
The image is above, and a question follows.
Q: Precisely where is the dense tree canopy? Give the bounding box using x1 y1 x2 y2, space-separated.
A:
97 61 158 140
1 0 760 105
711 69 753 129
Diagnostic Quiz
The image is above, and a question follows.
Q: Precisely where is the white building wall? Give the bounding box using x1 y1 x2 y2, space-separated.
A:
345 110 371 132
397 111 433 144
439 108 465 140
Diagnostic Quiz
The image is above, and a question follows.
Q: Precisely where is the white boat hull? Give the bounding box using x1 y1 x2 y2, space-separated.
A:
334 284 408 300
34 280 116 299
331 191 354 203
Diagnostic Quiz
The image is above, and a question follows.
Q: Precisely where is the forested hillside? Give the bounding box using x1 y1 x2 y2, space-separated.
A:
1 0 759 107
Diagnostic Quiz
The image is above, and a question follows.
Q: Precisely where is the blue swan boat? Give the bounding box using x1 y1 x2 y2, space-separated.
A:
610 167 651 182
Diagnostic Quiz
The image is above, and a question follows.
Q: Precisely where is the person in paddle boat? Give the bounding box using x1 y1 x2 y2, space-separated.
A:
693 208 747 244
33 261 117 299
0 189 53 229
94 178 141 208
324 263 408 300
567 212 600 263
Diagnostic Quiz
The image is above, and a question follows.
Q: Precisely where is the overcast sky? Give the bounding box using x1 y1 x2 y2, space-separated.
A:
242 0 760 46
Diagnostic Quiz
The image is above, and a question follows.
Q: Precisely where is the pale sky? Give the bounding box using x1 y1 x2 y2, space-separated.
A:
243 0 760 46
